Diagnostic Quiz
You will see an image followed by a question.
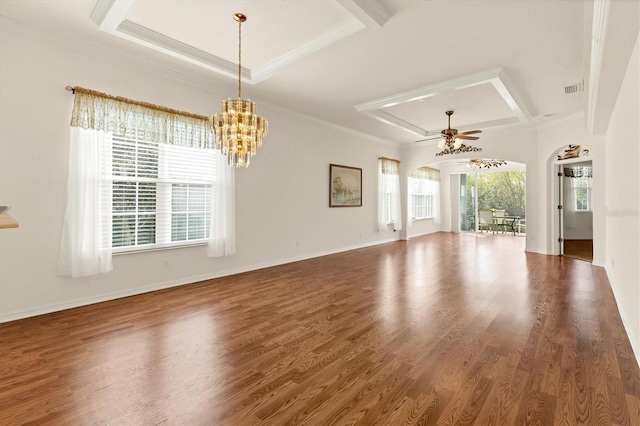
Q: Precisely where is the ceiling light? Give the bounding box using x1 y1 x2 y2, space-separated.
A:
466 159 507 169
211 13 268 168
435 111 482 157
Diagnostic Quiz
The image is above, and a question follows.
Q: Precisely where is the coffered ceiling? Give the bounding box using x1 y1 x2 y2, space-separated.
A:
0 0 636 145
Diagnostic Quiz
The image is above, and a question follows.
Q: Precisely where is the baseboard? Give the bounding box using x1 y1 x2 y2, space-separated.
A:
0 237 399 323
605 266 640 369
525 248 549 255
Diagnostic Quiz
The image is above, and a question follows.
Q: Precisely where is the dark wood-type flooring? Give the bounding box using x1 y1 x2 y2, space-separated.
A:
564 239 594 263
1 232 639 425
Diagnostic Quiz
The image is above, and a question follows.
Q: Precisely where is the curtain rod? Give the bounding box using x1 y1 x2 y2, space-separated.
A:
65 85 210 121
379 156 400 163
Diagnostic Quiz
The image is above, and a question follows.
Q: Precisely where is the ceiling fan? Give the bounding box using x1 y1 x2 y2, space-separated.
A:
415 110 483 156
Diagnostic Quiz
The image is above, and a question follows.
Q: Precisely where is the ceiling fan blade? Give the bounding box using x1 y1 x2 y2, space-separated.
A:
458 130 482 135
457 135 480 140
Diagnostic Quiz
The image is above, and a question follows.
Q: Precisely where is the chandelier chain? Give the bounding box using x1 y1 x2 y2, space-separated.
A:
238 18 242 98
212 13 268 168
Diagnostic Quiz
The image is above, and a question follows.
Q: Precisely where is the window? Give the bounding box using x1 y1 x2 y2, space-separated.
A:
573 176 592 211
408 166 440 222
59 87 235 278
409 177 434 219
111 135 216 251
381 174 394 223
377 158 402 231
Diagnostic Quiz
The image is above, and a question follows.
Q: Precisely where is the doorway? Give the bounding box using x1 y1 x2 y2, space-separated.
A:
459 169 526 235
560 160 593 262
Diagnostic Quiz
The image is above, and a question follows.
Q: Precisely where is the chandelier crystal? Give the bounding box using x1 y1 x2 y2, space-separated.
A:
211 13 268 168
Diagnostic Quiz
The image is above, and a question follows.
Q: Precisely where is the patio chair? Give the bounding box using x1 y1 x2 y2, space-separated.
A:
478 210 494 233
518 219 526 234
493 209 507 233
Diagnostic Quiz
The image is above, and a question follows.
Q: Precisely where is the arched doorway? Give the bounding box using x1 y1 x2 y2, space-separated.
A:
550 144 593 261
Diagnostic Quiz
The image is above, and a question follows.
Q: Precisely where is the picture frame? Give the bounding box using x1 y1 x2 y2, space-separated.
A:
329 164 362 207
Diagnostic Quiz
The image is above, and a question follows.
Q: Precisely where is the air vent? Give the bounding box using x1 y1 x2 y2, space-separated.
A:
564 79 584 94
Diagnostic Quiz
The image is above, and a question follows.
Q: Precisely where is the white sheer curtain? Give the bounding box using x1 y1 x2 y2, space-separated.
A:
565 176 577 228
378 158 402 232
377 160 387 231
427 178 441 224
208 149 236 257
58 128 113 277
389 172 402 231
59 87 236 277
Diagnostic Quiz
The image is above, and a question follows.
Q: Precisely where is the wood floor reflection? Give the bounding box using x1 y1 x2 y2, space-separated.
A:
564 239 594 263
1 232 639 425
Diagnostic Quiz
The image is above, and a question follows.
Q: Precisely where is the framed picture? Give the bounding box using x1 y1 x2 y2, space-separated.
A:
329 164 362 207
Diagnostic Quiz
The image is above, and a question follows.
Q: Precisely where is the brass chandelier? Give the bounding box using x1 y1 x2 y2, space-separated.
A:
211 13 268 167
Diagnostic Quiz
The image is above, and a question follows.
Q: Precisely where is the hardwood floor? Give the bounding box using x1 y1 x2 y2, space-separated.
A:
564 239 594 263
1 232 639 425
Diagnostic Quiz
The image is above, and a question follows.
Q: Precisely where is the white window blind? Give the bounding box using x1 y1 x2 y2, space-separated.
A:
408 166 440 224
59 87 235 277
111 135 216 252
381 174 393 223
409 177 434 219
572 176 592 212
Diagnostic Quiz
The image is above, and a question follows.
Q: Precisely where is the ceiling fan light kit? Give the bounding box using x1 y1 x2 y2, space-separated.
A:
435 110 482 156
466 158 507 169
436 144 483 157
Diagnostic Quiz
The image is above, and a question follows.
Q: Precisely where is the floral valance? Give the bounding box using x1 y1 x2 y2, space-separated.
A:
380 157 400 175
409 166 440 181
564 167 592 178
69 86 214 149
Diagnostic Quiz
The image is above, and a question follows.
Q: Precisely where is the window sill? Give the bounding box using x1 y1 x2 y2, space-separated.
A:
113 241 207 255
411 217 434 222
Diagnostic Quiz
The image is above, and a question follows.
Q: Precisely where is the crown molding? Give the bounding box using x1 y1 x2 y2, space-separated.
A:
91 0 390 84
0 15 226 96
90 0 133 32
337 0 391 28
260 101 397 146
586 0 639 135
586 0 608 134
251 20 364 84
0 16 396 147
354 67 534 137
116 19 245 81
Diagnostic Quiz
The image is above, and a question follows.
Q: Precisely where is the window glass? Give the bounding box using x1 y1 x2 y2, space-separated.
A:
111 135 216 252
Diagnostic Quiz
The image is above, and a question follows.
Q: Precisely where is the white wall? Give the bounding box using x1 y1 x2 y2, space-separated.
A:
400 129 539 252
0 31 400 321
536 121 605 264
604 33 639 362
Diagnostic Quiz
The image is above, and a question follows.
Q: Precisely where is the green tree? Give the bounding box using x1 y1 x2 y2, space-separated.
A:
465 171 526 219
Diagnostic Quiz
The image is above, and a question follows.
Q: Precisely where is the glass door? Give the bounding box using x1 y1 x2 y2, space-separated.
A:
459 173 477 232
